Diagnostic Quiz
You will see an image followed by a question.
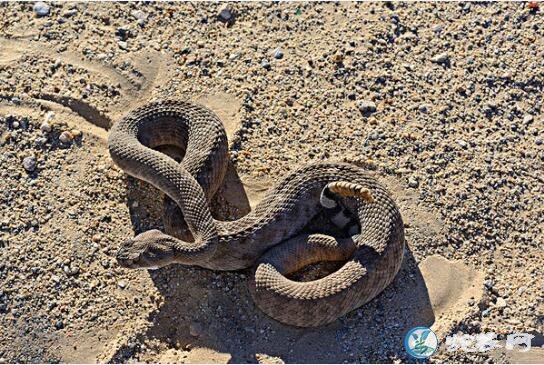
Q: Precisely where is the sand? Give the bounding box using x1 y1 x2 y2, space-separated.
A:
0 2 543 363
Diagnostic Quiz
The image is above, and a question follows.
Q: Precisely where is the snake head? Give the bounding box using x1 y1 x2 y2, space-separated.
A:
116 229 176 269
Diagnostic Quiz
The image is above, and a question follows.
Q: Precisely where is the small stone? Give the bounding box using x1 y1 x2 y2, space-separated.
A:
59 131 73 144
0 357 7 364
33 2 50 17
131 10 147 22
117 280 127 289
11 121 20 129
431 52 449 64
358 100 377 114
189 322 204 337
457 139 468 148
40 122 51 133
523 115 533 124
272 48 284 59
418 104 429 113
261 59 271 70
332 52 344 64
408 177 419 188
218 4 235 23
118 41 128 50
55 320 64 329
535 137 543 146
495 297 507 308
34 137 47 148
92 234 102 243
22 156 37 172
71 129 82 138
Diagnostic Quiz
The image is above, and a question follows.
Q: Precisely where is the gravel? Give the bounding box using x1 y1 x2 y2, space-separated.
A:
0 2 543 363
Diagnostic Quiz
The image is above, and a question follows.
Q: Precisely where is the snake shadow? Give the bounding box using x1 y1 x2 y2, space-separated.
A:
116 162 436 363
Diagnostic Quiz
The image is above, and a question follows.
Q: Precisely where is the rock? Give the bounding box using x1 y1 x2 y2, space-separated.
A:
34 137 47 148
457 139 468 148
358 100 377 114
495 297 507 308
272 48 284 59
55 320 64 329
117 280 127 289
261 59 271 70
189 322 205 337
332 52 344 64
33 2 50 17
22 156 37 172
131 10 147 22
408 176 419 188
431 52 449 64
40 122 51 133
59 131 73 144
118 41 128 50
523 115 533 124
71 129 82 139
218 4 235 23
418 104 429 113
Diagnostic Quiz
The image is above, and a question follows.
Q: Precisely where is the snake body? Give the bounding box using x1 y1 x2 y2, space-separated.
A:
108 100 405 327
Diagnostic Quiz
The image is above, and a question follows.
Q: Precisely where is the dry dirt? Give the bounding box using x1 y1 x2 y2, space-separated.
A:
0 2 543 364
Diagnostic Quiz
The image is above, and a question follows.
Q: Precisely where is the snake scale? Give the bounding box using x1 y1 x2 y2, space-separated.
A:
108 100 405 327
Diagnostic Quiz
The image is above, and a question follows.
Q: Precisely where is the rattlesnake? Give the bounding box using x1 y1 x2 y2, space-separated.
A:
108 100 405 327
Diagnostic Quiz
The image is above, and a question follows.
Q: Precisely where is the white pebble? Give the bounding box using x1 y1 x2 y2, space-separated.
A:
23 156 37 172
33 1 50 17
40 122 51 133
431 52 449 64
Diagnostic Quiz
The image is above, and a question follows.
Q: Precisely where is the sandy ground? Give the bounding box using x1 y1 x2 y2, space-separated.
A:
0 2 543 363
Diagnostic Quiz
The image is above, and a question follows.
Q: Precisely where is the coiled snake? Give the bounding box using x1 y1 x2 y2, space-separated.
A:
108 100 405 327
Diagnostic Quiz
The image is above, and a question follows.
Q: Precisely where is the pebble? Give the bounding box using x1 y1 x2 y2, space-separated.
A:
59 131 73 144
332 52 344 64
118 41 128 50
189 322 204 337
40 122 51 133
34 137 47 148
457 139 468 148
22 156 37 172
408 177 419 188
358 100 377 114
495 297 507 308
523 115 533 124
55 320 64 329
71 129 82 138
131 10 147 22
272 48 284 59
261 59 271 70
0 357 6 364
418 104 429 113
431 52 449 64
33 1 50 17
117 280 127 289
218 4 235 23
